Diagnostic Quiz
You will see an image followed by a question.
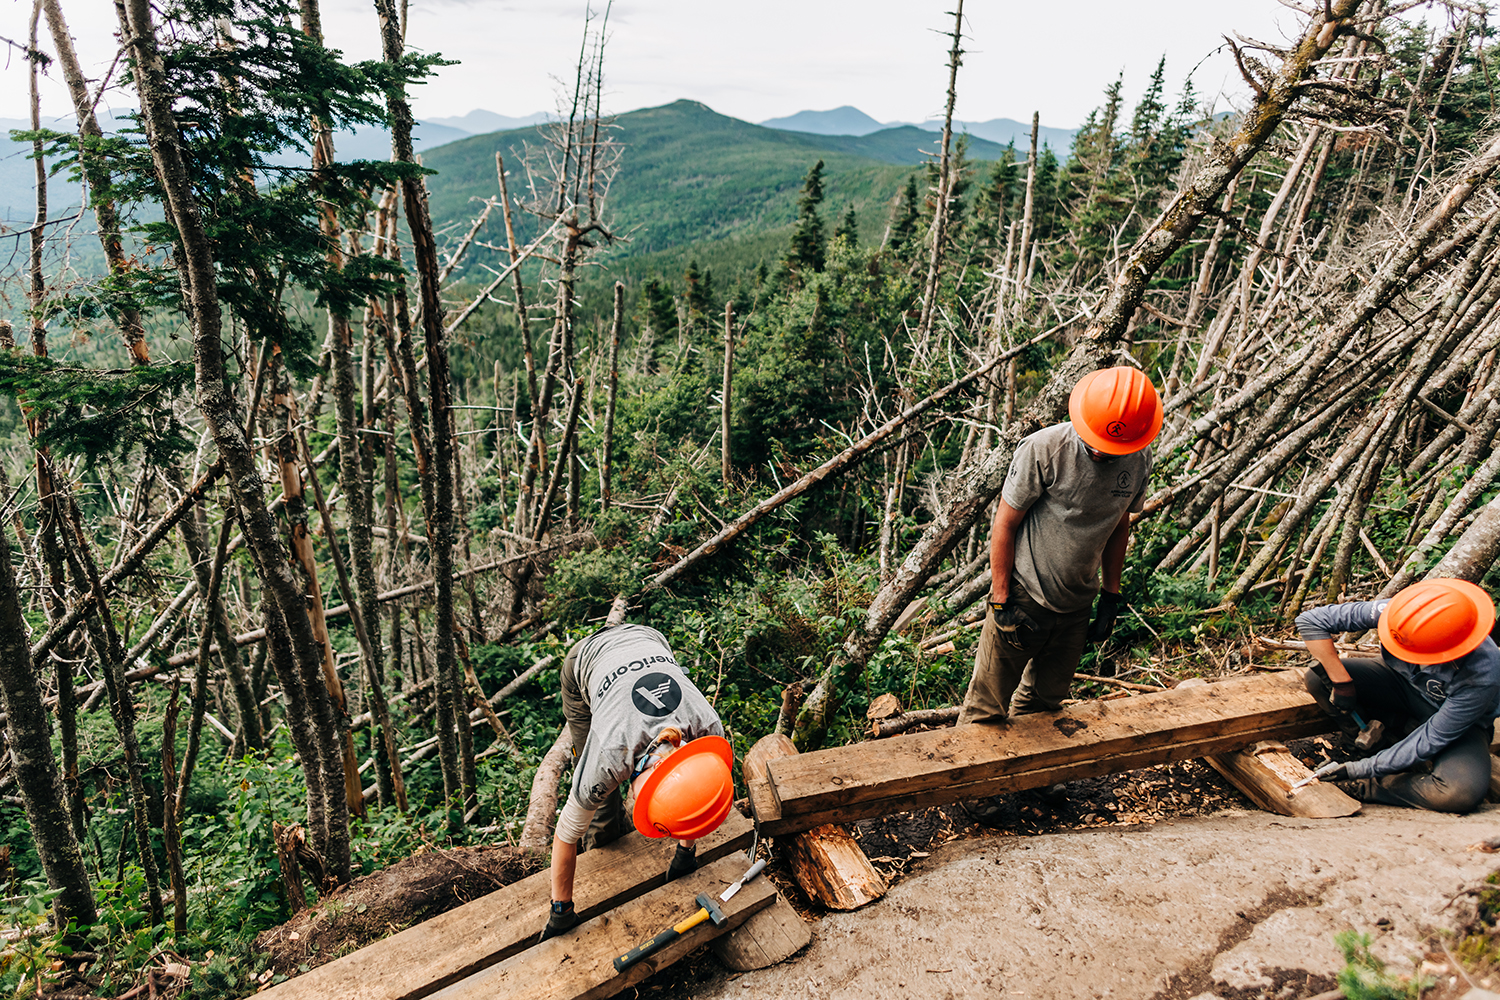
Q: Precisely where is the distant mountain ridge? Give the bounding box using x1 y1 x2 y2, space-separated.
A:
760 106 887 136
5 99 1047 281
757 106 1077 155
426 110 550 133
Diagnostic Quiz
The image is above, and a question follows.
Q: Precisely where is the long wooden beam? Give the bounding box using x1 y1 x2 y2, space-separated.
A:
259 812 754 1000
424 854 778 1000
749 670 1328 836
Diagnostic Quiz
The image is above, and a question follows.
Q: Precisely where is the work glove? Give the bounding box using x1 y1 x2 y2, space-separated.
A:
538 900 577 943
1330 681 1361 715
666 843 697 883
1086 590 1121 644
989 601 1038 650
1309 759 1347 782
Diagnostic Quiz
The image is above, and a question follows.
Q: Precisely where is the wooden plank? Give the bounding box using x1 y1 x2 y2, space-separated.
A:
752 671 1329 835
423 854 778 1000
1205 741 1361 818
260 811 753 1000
745 734 886 910
759 716 1329 833
710 893 812 971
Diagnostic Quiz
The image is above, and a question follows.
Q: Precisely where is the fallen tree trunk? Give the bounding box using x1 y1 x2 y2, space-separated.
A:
648 320 1074 593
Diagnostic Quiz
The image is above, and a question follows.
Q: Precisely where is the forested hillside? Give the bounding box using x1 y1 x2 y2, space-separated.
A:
3 0 1500 996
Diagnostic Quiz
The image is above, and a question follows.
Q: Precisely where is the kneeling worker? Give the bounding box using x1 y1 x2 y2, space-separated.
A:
541 623 733 941
1296 578 1499 812
960 366 1161 729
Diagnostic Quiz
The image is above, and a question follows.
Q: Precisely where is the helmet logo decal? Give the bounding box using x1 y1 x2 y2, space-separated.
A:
633 673 682 716
1106 420 1127 438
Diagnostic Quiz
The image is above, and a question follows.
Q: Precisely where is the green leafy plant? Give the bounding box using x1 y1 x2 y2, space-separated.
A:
1335 929 1434 1000
1 882 66 997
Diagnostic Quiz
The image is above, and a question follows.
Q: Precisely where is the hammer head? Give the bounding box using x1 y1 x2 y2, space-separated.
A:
1355 719 1386 753
695 892 727 926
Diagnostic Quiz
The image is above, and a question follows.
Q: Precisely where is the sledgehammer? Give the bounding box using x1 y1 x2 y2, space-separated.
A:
614 858 767 972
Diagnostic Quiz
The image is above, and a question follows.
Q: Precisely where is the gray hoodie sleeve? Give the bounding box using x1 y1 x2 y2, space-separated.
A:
1294 601 1385 642
1345 673 1500 778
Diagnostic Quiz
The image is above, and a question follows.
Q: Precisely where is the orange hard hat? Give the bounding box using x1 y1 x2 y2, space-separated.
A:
632 735 734 840
1068 367 1163 455
1378 579 1495 664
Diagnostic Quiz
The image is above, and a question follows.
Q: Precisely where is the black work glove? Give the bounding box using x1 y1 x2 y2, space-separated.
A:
1330 681 1361 715
989 601 1038 650
1086 591 1121 644
538 900 577 943
666 843 697 883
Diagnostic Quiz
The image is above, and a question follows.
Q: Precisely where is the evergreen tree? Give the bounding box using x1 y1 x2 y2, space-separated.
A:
684 259 714 338
834 205 859 247
636 277 677 373
787 159 827 273
973 144 1020 253
888 173 921 260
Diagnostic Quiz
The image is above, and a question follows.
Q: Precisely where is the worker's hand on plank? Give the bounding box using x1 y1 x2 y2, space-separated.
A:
539 900 578 943
989 601 1038 650
1087 590 1121 643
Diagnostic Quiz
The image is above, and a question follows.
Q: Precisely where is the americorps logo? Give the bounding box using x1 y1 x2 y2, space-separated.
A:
596 651 680 699
631 673 682 717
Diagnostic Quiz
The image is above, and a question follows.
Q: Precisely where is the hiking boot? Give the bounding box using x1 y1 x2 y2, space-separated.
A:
960 795 1009 825
1332 777 1379 802
1036 783 1069 805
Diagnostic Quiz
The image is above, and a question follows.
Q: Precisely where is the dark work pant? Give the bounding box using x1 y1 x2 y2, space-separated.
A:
560 640 628 851
959 584 1091 724
1305 658 1492 814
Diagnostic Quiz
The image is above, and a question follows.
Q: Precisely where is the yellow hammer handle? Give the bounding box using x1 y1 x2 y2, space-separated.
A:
673 908 710 935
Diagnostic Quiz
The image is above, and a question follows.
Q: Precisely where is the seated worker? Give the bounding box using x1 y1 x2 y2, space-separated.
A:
540 623 733 941
960 366 1160 728
1296 578 1500 812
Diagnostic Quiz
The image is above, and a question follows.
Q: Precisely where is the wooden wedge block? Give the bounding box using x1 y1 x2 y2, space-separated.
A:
749 671 1328 835
1204 740 1361 818
711 892 812 971
424 854 779 1000
746 734 886 910
260 811 753 1000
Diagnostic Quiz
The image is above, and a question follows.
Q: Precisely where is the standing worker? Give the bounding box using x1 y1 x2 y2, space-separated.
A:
540 623 734 941
960 367 1160 815
1296 579 1499 812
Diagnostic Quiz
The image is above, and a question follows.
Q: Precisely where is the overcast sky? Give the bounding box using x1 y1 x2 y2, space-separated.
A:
0 0 1441 130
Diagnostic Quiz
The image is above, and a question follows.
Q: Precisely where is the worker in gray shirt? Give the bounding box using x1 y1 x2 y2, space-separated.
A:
1295 579 1499 812
960 366 1161 729
540 623 732 941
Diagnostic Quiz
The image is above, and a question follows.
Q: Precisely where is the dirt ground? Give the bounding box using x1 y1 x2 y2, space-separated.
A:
676 804 1500 1000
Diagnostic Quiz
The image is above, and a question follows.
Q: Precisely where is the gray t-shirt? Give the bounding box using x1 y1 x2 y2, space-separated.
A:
567 624 723 813
1002 422 1151 613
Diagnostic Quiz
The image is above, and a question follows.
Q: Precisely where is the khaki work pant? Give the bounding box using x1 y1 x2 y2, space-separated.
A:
958 585 1091 725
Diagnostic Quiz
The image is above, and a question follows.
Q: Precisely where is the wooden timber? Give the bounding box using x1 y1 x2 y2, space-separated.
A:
1204 741 1360 818
749 670 1329 836
745 734 887 910
259 812 753 1000
423 854 778 1000
711 893 812 971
